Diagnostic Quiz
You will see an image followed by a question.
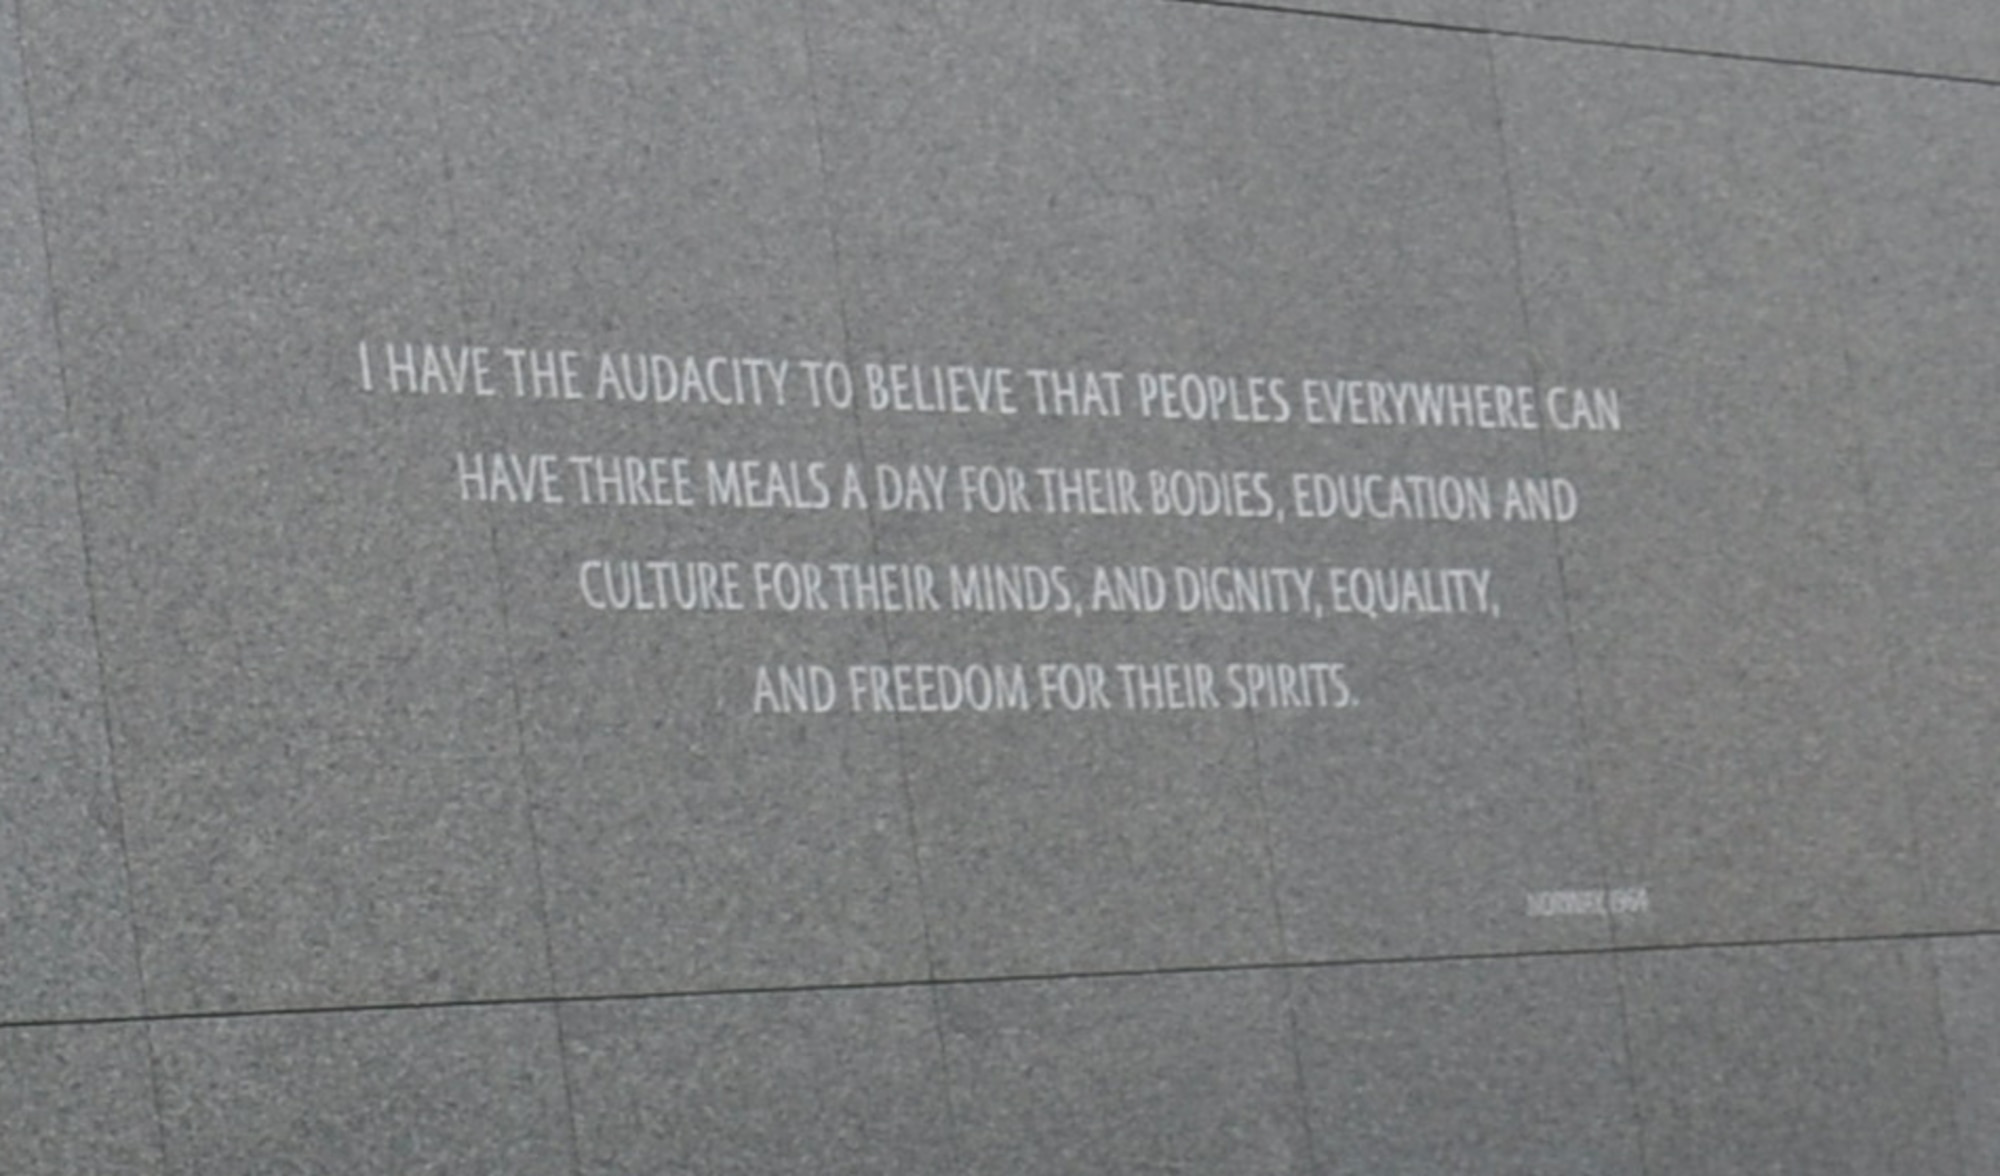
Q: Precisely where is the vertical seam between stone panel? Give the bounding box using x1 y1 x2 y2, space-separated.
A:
1242 686 1296 961
1834 306 1935 932
1155 0 1291 974
1609 952 1657 1176
1484 35 1654 1176
1234 521 1313 1163
791 0 961 1158
1278 970 1323 1175
1241 709 1318 1170
1152 0 1315 1161
793 0 946 992
10 0 155 1026
1481 31 1616 947
138 1021 177 1174
546 1002 588 1176
1174 0 1293 991
1150 1 1314 1158
424 58 584 1176
427 43 561 1005
924 984 970 1171
1810 61 1937 943
1920 941 1974 1176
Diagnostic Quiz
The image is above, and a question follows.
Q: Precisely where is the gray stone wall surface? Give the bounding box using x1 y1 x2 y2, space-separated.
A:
2 0 1993 1172
0 0 141 1025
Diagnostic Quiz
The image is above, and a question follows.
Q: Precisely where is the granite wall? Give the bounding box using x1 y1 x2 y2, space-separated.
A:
3 1 1995 1171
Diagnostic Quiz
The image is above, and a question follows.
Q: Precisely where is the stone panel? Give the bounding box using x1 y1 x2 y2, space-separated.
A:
127 749 550 1014
0 1024 163 1175
1828 75 2000 934
808 0 1281 978
0 0 140 1021
1152 3 1604 961
19 1 513 775
429 2 929 997
19 2 541 1015
152 1005 571 1175
1938 937 2000 1176
562 988 956 1175
1497 39 1925 945
1292 956 1642 1174
939 971 1308 1175
1622 942 1960 1175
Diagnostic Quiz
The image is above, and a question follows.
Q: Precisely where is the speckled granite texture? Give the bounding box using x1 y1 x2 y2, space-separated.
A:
3 1 1993 1171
